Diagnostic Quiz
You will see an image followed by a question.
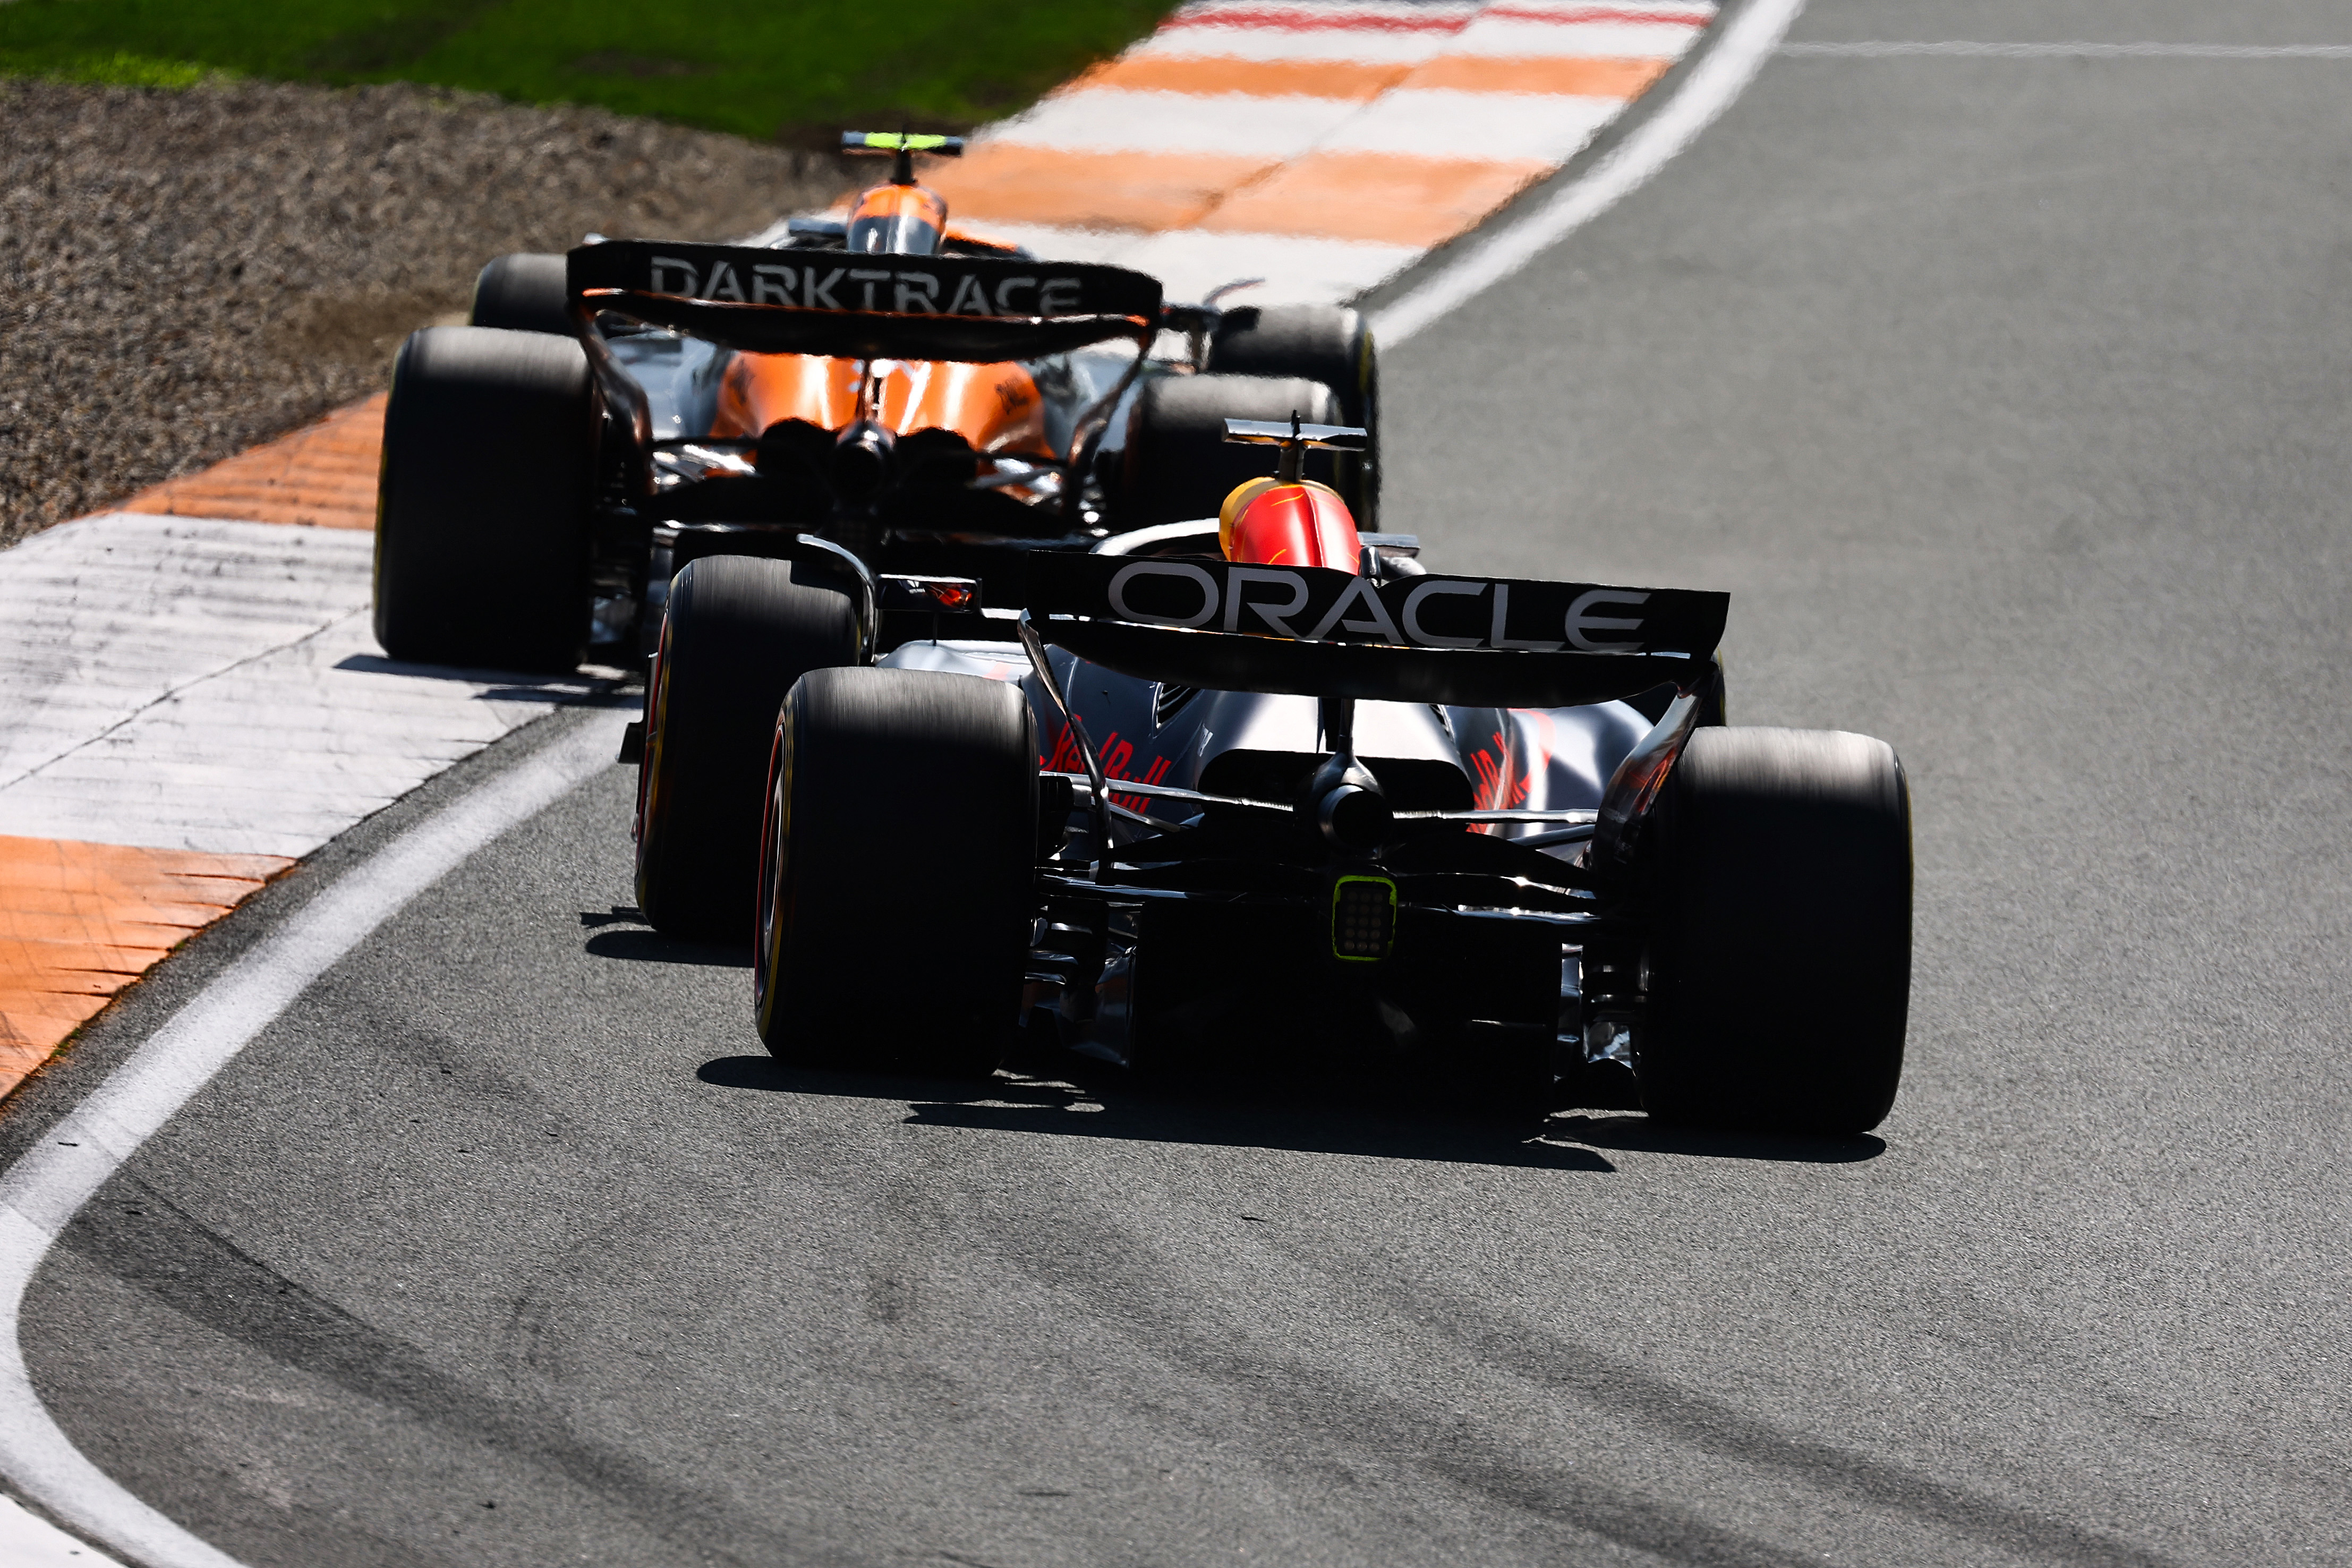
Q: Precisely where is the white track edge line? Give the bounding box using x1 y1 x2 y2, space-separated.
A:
1366 0 1806 346
0 713 621 1568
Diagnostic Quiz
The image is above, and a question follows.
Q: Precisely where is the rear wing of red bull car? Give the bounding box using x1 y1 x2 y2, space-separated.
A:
1024 551 1724 710
1013 551 1730 890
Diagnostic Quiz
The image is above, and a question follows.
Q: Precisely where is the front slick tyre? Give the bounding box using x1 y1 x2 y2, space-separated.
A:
755 668 1036 1079
470 252 572 335
635 556 863 940
1639 727 1913 1135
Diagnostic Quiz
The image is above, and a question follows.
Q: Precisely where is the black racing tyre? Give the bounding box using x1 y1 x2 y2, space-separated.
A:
373 325 594 671
470 252 574 335
1209 304 1377 424
1697 660 1729 728
1117 374 1346 529
1208 303 1379 524
1638 727 1912 1135
635 556 864 940
755 667 1037 1077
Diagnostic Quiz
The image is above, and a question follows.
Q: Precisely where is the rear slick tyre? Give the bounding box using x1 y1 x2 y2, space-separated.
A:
1637 727 1912 1135
634 556 863 940
755 667 1036 1078
372 325 594 671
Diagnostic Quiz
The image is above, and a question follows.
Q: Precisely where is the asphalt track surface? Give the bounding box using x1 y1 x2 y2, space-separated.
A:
11 1 2352 1562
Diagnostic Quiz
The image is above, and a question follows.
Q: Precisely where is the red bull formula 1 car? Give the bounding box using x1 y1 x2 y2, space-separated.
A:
370 131 1376 674
637 404 1913 1133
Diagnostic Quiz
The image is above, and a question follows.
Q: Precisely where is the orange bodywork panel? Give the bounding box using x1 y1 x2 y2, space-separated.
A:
711 353 1052 457
853 181 947 234
1221 479 1362 573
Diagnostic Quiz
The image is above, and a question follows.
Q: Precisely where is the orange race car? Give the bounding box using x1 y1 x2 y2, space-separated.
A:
372 131 1384 674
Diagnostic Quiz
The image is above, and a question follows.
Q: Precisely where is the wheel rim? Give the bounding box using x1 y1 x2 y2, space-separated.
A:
752 707 792 1039
632 615 673 851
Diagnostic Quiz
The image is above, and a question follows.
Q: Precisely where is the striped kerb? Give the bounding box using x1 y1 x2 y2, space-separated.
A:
916 0 1717 302
121 393 387 531
0 403 600 1100
0 837 290 1082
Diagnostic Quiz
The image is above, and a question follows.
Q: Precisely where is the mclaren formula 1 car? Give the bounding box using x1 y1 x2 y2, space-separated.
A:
638 413 1914 1134
371 131 1377 675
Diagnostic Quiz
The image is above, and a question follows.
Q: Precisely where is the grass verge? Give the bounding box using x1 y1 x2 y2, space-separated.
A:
0 0 1173 140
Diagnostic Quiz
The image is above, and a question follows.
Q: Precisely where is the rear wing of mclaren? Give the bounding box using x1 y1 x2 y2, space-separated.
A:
1022 552 1726 710
567 239 1163 363
568 238 1165 493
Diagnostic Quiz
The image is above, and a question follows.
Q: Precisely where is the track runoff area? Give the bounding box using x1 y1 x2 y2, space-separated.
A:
14 0 2352 1561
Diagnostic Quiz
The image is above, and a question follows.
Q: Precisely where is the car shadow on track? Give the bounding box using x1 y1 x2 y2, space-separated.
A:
695 1056 1886 1171
336 653 634 702
580 909 750 968
583 930 749 967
